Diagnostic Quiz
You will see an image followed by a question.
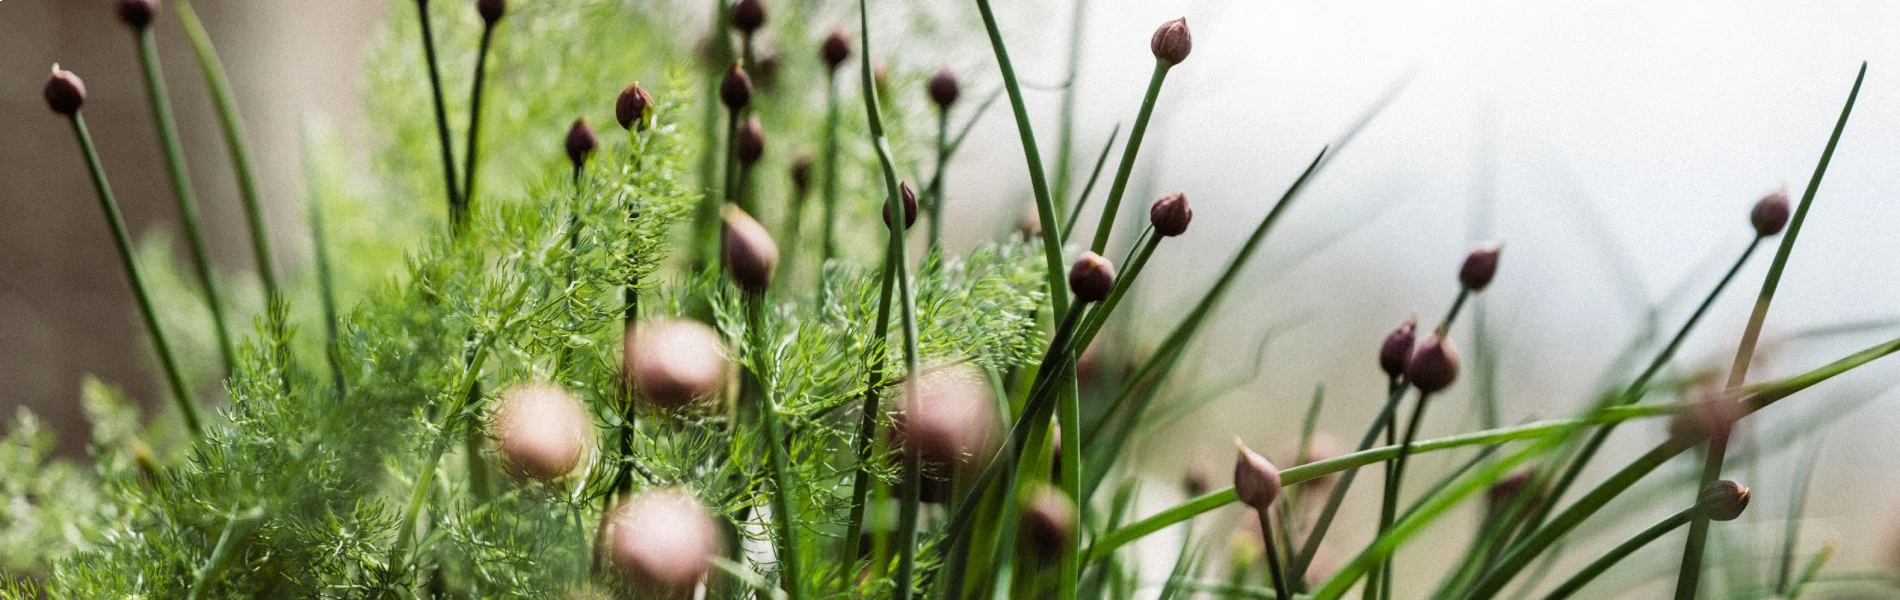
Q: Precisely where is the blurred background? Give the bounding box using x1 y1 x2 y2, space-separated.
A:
7 0 1900 594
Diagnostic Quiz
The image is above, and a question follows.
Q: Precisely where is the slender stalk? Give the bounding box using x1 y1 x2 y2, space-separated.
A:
134 28 238 375
1060 125 1121 243
1086 62 1170 254
462 23 498 218
747 294 804 599
820 73 842 266
840 248 897 566
412 0 464 230
177 2 277 300
723 109 743 208
1545 507 1696 599
927 109 950 250
68 114 202 435
1058 353 1083 600
1049 0 1090 210
974 0 1070 320
1257 509 1293 600
1370 390 1431 600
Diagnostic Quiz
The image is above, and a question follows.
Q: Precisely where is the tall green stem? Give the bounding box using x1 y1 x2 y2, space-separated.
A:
134 28 238 375
974 0 1069 320
820 73 842 266
1371 390 1431 600
927 109 950 250
1049 0 1090 210
841 247 897 568
1086 62 1169 254
177 2 277 300
412 0 464 231
462 25 497 219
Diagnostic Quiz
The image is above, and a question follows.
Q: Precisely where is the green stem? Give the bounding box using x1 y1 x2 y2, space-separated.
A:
177 2 277 300
1058 354 1082 600
135 28 238 376
928 109 949 250
299 125 346 396
1060 125 1121 243
1258 509 1293 600
1544 507 1695 599
1372 391 1431 600
412 0 464 231
1086 62 1169 254
462 24 497 220
747 294 804 599
841 244 897 567
820 73 841 267
974 0 1070 320
1049 0 1089 210
69 114 202 435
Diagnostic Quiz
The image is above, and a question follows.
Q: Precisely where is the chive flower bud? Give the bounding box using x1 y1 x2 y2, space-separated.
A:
624 319 729 410
1698 480 1751 521
1021 485 1076 560
730 0 766 35
565 118 598 172
44 66 86 116
1069 252 1116 304
754 53 781 90
720 63 752 112
1668 392 1741 443
1459 242 1502 292
928 67 960 110
883 182 919 230
1149 192 1193 237
491 382 593 481
1751 188 1791 237
1379 315 1417 378
736 116 765 166
1232 439 1282 510
1406 332 1460 394
821 29 852 72
477 0 506 25
607 489 721 595
1150 17 1192 66
790 154 814 197
891 365 997 503
616 82 653 132
118 0 156 30
721 205 778 293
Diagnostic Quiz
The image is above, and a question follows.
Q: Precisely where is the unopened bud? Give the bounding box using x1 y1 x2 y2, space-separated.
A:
118 0 156 30
790 154 814 197
730 0 766 34
820 29 852 72
1021 486 1076 560
721 205 778 293
607 489 721 594
720 63 752 112
566 118 598 172
625 319 728 410
1150 18 1192 66
1459 242 1502 292
491 382 593 481
891 365 998 492
44 66 86 116
1233 439 1282 510
928 67 960 110
883 182 919 230
477 0 506 26
754 53 781 90
1069 252 1116 304
736 116 765 166
1379 316 1417 378
1669 391 1741 444
1149 192 1192 237
1698 480 1750 521
1751 188 1791 237
616 82 654 132
1406 333 1460 394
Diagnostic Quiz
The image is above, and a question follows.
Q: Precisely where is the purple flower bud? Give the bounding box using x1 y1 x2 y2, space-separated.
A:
624 319 728 410
736 116 765 166
118 0 156 30
754 53 782 90
1460 242 1502 292
616 82 654 132
566 118 598 172
928 67 960 110
1406 333 1460 394
790 154 815 197
1021 485 1076 560
1698 480 1750 521
1150 17 1192 66
730 0 766 34
44 65 86 116
1148 192 1193 237
1233 440 1282 510
1068 252 1116 304
720 63 752 112
721 205 778 293
820 29 852 72
1379 316 1417 378
607 489 721 594
477 0 506 26
1751 188 1791 237
883 182 919 230
490 382 593 481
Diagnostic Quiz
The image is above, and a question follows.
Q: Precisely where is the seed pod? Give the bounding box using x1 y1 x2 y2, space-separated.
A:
883 182 919 230
490 382 593 481
1459 242 1503 292
790 154 814 197
477 0 506 25
607 489 721 595
616 82 654 132
1406 333 1460 394
730 0 766 35
821 29 852 72
1069 252 1116 304
1698 480 1750 521
721 205 778 293
1232 439 1282 510
564 118 598 173
928 67 960 110
118 0 156 29
1148 192 1192 237
1379 316 1417 378
1751 188 1791 237
720 63 752 112
624 319 728 410
1021 485 1076 560
44 66 86 116
1150 17 1192 66
736 116 765 166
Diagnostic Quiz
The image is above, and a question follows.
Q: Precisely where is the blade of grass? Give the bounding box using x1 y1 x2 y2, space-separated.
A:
1543 507 1697 600
1775 439 1823 594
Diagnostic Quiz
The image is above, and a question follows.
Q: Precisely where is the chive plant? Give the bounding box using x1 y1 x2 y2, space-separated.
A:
7 2 1896 599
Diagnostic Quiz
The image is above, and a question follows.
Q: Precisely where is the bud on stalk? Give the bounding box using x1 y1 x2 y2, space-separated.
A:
1149 192 1193 237
490 382 593 481
1406 333 1460 394
566 118 598 173
44 66 86 116
821 29 852 72
1379 316 1418 379
119 0 157 30
1751 188 1791 237
1069 252 1116 304
928 67 960 110
1460 242 1503 292
884 182 919 230
1698 480 1751 521
606 489 721 595
616 82 653 132
477 0 507 25
1233 439 1282 510
720 63 752 112
1150 18 1192 66
721 205 778 293
736 116 765 166
624 319 729 410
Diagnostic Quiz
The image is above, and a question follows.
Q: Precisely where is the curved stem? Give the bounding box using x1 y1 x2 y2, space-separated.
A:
462 25 497 221
1371 391 1431 600
974 0 1069 320
412 0 464 231
1544 508 1694 600
819 74 843 266
1087 62 1169 254
178 2 277 300
1258 509 1293 600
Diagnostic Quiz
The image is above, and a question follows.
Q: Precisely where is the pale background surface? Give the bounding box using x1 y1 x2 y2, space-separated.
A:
5 0 1900 593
